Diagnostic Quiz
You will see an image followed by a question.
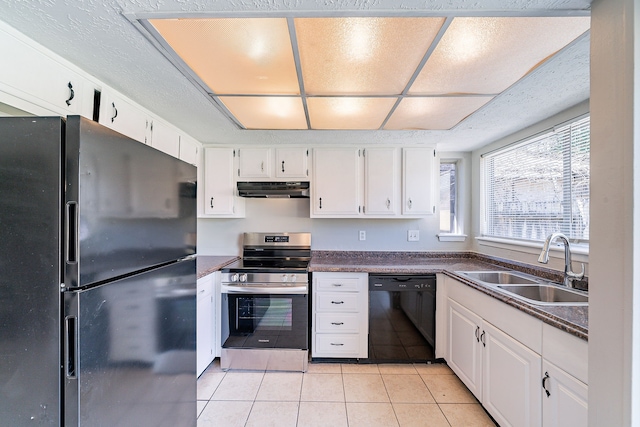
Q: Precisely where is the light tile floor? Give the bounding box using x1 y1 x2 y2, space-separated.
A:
197 361 497 427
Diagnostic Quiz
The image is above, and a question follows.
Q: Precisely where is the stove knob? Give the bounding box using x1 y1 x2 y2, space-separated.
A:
230 274 239 282
239 274 247 282
282 274 288 282
290 274 297 283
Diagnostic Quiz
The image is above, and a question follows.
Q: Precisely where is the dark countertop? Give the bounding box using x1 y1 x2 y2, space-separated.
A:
197 255 239 279
310 251 588 341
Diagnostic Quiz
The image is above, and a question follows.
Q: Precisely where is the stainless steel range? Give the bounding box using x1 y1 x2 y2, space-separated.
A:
220 232 311 372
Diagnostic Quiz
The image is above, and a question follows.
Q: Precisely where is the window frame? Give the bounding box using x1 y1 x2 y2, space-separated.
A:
479 114 590 253
437 157 467 242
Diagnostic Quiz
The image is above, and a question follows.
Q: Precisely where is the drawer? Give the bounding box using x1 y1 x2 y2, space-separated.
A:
316 277 361 291
315 292 360 312
315 313 360 333
315 334 360 355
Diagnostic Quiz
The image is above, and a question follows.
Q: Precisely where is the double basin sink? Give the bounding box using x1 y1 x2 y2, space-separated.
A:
456 270 588 306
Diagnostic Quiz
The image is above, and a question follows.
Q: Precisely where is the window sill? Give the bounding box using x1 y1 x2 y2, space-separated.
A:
437 233 467 242
476 236 589 263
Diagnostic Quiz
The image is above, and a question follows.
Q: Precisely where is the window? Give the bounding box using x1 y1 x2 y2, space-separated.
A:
440 161 458 233
482 115 590 243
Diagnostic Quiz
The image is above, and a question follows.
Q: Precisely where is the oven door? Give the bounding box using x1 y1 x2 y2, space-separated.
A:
221 290 308 351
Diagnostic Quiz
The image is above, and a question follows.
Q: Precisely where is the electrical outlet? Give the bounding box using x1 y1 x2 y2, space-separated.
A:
359 230 366 241
408 230 420 242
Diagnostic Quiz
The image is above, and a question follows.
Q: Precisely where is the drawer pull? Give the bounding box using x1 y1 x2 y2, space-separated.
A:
258 339 270 343
331 322 344 325
332 283 343 287
331 301 344 304
330 343 344 346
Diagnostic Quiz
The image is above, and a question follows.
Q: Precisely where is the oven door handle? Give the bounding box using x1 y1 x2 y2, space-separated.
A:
221 285 308 295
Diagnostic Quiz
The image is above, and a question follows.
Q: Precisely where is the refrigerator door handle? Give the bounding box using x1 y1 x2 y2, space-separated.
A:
65 202 78 264
65 316 77 378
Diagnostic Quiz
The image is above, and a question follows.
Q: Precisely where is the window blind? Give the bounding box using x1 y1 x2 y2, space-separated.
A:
483 116 590 242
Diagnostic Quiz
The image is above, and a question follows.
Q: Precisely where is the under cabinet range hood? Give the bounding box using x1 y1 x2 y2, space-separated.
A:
237 181 310 198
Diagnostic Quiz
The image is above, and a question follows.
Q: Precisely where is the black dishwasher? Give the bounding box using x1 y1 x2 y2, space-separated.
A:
368 274 436 363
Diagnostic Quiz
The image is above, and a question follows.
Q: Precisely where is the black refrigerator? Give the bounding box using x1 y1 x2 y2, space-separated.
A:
0 116 197 426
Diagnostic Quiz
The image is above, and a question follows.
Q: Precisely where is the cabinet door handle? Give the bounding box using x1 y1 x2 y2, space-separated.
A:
65 82 75 106
319 197 322 209
331 301 344 304
261 161 264 172
408 198 412 210
475 326 480 342
330 343 344 346
331 322 344 325
542 372 551 397
111 102 118 123
258 339 270 343
386 198 391 209
210 197 214 208
480 330 486 347
282 160 285 172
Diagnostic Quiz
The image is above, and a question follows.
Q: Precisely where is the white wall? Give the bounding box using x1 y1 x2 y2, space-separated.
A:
197 152 472 255
469 100 591 274
589 0 639 425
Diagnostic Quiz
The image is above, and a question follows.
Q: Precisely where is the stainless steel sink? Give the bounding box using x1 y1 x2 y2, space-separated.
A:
497 284 588 305
458 271 540 285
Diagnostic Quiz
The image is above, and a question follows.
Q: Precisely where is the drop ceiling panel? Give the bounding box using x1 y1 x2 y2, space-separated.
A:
307 97 397 129
408 16 590 95
385 96 494 130
295 17 445 95
150 18 300 95
219 96 307 129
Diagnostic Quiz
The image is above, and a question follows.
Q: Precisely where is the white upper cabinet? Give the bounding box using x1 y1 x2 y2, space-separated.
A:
275 147 309 179
179 135 200 166
312 147 361 217
99 90 149 144
403 147 436 215
237 147 309 180
0 26 94 118
364 147 398 215
202 147 243 217
238 147 271 178
149 119 180 158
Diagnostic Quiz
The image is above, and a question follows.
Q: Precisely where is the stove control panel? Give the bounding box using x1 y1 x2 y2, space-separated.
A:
222 271 308 285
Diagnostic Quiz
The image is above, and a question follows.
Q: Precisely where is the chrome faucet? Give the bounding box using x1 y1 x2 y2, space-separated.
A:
538 233 585 288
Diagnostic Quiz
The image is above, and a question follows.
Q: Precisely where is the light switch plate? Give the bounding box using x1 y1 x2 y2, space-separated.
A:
408 230 420 241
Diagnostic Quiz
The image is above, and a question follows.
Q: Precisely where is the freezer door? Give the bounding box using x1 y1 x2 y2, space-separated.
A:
64 259 196 426
0 117 63 425
64 116 197 288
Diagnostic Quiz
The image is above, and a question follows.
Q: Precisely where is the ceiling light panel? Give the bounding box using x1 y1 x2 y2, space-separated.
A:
408 17 590 95
150 18 300 95
385 96 494 130
307 97 397 129
295 17 445 95
218 96 307 129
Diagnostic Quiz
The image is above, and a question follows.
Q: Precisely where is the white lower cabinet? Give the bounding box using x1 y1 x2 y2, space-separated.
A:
444 276 588 427
483 321 542 427
196 273 215 377
448 296 541 427
312 272 368 358
541 360 588 427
